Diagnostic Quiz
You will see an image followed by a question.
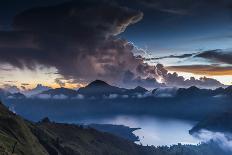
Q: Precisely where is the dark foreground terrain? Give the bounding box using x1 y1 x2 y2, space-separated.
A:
0 101 231 155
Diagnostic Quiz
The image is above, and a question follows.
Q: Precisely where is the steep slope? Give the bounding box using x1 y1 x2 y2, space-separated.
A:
190 111 232 134
176 85 232 98
125 86 148 96
31 121 141 155
0 102 48 155
176 86 213 98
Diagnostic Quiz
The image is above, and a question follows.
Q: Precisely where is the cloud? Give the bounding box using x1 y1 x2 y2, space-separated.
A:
35 94 51 99
144 53 194 61
0 66 14 71
55 78 65 87
166 65 232 76
108 94 119 99
194 130 232 152
53 94 68 99
2 84 20 93
73 94 85 100
154 87 178 98
24 84 51 96
122 70 165 88
21 83 30 86
135 0 232 16
195 49 232 64
156 64 224 88
0 0 147 86
21 86 26 90
0 0 225 88
135 0 193 15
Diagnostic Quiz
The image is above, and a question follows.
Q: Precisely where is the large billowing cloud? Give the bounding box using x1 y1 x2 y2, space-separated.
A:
0 1 143 83
0 0 224 88
156 64 224 88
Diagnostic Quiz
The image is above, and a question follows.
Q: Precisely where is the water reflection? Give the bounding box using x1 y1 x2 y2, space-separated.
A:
72 115 200 146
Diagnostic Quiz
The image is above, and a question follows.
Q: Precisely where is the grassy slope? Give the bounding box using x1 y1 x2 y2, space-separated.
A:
31 122 142 155
0 101 143 155
0 103 48 155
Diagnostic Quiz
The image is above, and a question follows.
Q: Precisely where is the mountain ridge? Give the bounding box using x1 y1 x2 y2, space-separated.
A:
1 80 232 100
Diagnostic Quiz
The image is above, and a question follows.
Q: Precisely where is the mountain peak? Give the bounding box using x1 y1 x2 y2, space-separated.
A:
134 86 146 90
134 86 147 93
87 80 110 87
188 86 199 90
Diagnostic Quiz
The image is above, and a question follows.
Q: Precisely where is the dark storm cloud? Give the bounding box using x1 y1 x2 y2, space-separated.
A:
0 0 224 88
195 49 232 64
0 0 146 84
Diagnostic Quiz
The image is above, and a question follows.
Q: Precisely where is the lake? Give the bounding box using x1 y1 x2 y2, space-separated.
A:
69 115 200 146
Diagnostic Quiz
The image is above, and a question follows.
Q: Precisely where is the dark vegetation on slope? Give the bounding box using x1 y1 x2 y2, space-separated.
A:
190 110 232 134
0 102 48 155
87 124 140 142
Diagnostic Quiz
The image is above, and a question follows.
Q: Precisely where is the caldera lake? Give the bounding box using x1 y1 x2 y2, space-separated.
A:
68 115 201 146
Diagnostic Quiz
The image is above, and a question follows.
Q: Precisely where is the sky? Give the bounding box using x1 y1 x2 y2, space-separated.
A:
0 0 232 90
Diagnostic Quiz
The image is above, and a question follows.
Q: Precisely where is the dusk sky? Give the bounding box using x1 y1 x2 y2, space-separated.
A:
0 0 232 90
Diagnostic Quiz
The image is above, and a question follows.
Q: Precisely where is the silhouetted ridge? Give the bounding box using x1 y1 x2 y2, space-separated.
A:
134 86 147 93
190 111 232 134
87 80 110 87
176 86 213 97
40 87 77 97
224 85 232 96
78 80 126 98
125 86 148 95
8 92 26 99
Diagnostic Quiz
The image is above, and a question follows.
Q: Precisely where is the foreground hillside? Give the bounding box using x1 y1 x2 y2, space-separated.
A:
0 101 141 155
0 102 47 155
0 101 231 155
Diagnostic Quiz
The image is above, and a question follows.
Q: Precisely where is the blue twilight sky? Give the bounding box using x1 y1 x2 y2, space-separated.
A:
120 0 232 56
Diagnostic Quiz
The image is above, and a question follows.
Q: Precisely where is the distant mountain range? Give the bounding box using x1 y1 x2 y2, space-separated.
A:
0 88 26 99
35 80 232 99
40 87 78 98
176 86 229 98
1 80 232 100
